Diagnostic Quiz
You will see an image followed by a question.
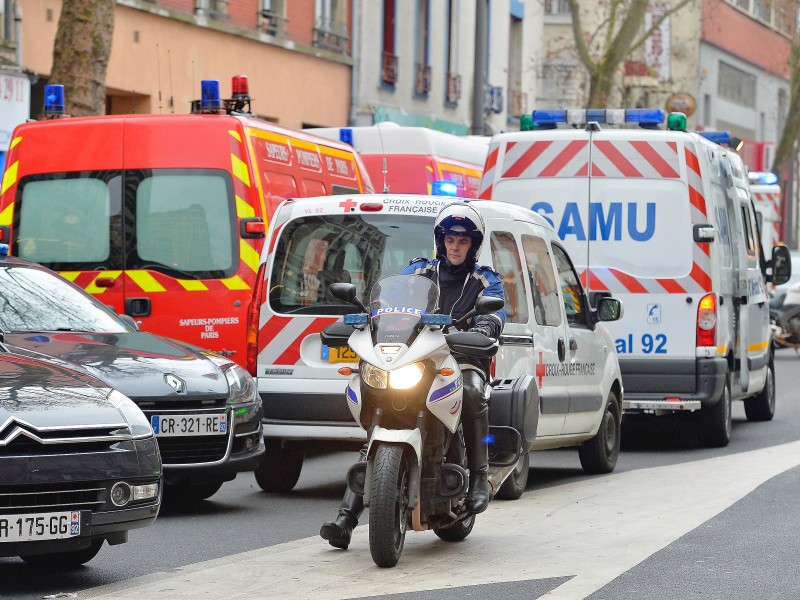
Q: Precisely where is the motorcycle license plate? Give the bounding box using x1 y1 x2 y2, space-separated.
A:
151 414 228 436
322 345 359 363
0 511 81 542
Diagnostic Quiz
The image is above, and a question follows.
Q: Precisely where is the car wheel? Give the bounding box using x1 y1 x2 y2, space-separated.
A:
744 359 775 422
697 375 732 447
494 450 530 500
20 540 104 569
254 440 304 493
578 390 621 474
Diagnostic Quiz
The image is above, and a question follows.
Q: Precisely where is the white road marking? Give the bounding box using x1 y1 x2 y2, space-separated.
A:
82 441 800 600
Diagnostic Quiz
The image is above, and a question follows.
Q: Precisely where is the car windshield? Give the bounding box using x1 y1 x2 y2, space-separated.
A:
368 275 438 346
0 265 127 333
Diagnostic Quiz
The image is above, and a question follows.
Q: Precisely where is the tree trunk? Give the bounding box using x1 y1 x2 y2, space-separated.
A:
587 62 617 107
771 33 800 179
49 0 116 116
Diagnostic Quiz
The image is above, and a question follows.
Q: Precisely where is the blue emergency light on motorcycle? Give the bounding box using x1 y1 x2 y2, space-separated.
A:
431 180 458 197
339 127 354 145
44 85 66 117
344 313 369 325
421 313 451 326
200 80 222 110
531 108 665 128
750 171 779 185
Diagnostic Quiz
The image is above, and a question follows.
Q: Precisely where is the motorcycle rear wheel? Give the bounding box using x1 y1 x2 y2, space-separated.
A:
369 443 410 568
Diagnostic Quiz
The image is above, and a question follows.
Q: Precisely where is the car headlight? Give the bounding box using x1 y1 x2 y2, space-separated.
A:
222 363 258 405
389 362 425 390
108 389 153 439
361 363 388 389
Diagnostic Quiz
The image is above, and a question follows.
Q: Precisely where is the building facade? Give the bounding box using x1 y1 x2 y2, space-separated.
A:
352 0 543 135
1 0 30 178
16 0 354 129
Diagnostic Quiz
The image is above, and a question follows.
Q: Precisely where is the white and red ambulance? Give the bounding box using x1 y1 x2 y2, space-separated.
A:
479 109 791 447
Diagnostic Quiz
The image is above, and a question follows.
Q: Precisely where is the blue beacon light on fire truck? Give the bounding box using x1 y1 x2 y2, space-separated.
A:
431 180 458 196
44 85 66 117
200 80 222 110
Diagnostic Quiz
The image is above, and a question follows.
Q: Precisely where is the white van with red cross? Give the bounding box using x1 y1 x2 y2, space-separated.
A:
253 194 624 494
479 109 791 447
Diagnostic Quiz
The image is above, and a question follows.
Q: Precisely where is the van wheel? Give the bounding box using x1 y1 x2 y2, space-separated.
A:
495 451 530 500
744 360 775 422
254 440 304 493
579 390 621 474
697 377 732 447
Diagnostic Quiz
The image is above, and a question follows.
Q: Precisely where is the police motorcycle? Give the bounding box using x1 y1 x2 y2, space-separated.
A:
321 274 537 568
770 280 800 350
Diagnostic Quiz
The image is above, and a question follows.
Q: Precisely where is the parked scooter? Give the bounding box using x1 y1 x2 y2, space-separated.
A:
321 274 537 568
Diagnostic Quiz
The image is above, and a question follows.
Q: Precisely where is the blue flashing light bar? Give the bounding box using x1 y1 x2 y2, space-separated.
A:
749 171 779 185
531 108 665 128
344 313 368 325
44 85 65 116
421 313 451 326
431 180 458 197
339 127 354 145
200 80 222 110
0 243 8 257
697 131 731 146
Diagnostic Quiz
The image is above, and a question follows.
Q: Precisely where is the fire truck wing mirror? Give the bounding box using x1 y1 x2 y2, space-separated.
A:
693 224 716 243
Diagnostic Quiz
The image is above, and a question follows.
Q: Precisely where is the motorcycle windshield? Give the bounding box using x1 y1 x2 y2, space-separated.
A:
369 275 438 346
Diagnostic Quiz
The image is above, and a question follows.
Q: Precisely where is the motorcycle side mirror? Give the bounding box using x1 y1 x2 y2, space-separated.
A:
474 296 505 316
770 245 792 286
328 282 367 312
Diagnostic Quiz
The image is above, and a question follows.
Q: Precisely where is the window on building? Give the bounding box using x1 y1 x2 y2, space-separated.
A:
445 0 461 103
260 0 287 36
382 0 397 85
718 61 756 107
414 0 431 95
703 93 712 127
753 0 772 23
734 0 750 9
314 0 348 53
538 63 578 103
508 15 525 116
196 0 228 20
544 0 570 15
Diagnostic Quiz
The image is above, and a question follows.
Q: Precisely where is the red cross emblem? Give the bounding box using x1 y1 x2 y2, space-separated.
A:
339 198 358 212
535 351 546 389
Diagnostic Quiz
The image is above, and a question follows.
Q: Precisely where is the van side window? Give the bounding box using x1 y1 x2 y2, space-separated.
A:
15 172 122 270
551 244 589 328
133 171 236 278
521 235 562 327
740 205 756 256
489 232 529 324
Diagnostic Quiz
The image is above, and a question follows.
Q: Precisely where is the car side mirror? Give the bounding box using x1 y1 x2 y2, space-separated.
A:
596 297 623 322
475 296 504 316
770 245 792 286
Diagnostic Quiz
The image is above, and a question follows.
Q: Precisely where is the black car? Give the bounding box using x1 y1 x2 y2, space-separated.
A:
0 250 265 500
0 346 161 567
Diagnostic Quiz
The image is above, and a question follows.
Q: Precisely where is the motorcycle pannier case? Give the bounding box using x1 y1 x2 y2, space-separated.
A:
489 375 539 453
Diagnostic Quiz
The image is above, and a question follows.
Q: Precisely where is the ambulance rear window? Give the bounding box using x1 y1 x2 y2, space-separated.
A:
269 214 433 315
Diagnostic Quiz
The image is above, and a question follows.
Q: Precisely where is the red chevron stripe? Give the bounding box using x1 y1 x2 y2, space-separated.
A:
688 184 707 216
484 146 498 171
657 278 686 293
274 317 338 365
630 141 680 178
690 262 712 291
479 185 493 200
539 140 587 177
593 141 642 177
258 315 293 354
587 270 609 291
502 141 552 178
685 147 701 177
609 269 648 293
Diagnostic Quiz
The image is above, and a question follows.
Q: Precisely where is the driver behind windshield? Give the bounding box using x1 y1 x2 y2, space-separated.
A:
320 201 506 550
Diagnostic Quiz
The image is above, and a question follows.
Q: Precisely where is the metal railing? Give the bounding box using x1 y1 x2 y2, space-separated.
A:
312 18 349 53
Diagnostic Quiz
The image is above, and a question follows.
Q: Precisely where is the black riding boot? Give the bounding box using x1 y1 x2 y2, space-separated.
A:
463 413 491 514
320 485 364 550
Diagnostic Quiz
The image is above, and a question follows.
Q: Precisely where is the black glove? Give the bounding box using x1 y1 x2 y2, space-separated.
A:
468 326 492 337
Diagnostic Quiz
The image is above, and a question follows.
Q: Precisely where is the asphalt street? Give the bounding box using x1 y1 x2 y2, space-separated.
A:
3 350 800 600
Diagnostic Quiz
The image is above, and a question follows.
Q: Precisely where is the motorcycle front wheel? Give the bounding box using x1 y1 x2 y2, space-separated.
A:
369 443 411 568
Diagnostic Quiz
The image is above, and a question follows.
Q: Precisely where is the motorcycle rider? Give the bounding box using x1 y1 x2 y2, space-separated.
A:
320 200 506 550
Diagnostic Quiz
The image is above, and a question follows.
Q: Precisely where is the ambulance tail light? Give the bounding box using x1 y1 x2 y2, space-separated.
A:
246 263 268 376
696 293 717 347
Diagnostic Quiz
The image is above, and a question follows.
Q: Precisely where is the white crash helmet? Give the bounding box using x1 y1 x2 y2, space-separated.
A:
433 201 485 265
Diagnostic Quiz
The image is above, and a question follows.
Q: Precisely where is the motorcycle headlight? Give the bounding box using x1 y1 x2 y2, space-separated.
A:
389 362 425 390
222 363 258 405
361 363 388 389
108 389 153 439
